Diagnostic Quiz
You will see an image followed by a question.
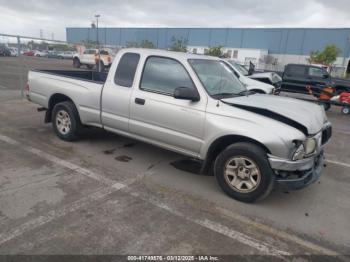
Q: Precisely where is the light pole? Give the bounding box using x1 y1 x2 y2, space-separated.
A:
95 14 101 71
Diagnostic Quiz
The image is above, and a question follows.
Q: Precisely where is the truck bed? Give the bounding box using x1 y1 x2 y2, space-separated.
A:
32 69 108 83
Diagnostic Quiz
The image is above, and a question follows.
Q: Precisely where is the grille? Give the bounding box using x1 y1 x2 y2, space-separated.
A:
321 126 332 145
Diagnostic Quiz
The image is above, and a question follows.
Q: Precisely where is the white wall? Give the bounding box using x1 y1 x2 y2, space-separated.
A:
188 46 268 68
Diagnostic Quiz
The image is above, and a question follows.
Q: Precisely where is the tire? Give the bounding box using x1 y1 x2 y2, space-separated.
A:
52 101 82 141
341 106 350 115
214 142 275 203
86 64 94 70
73 58 81 68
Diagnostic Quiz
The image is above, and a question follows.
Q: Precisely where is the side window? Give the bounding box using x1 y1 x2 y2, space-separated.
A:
308 67 326 77
140 57 194 95
83 50 89 54
287 65 306 76
115 53 140 87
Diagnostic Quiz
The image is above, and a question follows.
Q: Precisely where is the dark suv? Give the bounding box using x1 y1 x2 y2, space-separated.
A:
0 45 11 57
281 64 350 94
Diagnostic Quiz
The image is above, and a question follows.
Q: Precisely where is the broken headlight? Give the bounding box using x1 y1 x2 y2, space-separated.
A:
292 138 317 160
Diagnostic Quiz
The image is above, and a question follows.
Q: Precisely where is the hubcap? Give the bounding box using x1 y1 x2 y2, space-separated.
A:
224 156 261 193
56 110 71 135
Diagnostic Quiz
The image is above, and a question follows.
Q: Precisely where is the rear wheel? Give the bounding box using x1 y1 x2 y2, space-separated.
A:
52 101 82 141
73 58 81 68
341 106 350 115
214 142 274 203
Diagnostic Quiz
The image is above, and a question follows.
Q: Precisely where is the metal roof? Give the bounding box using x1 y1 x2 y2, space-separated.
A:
66 27 350 57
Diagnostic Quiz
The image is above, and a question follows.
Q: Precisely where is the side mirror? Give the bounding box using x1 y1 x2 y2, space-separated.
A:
174 87 200 102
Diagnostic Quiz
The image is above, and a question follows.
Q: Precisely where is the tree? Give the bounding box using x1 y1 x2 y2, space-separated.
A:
169 37 188 52
205 46 227 57
126 40 155 49
308 44 341 65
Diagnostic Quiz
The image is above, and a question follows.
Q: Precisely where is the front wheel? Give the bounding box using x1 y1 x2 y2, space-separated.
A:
214 142 274 203
52 101 82 141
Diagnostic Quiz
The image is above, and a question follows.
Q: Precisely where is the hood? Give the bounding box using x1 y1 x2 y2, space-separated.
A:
222 94 326 135
240 76 274 93
249 72 282 84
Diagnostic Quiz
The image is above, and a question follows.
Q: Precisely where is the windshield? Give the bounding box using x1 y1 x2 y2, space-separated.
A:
227 61 249 76
189 59 246 98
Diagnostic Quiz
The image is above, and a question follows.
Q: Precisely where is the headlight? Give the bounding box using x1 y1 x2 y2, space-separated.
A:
304 138 317 155
292 138 317 160
293 144 305 160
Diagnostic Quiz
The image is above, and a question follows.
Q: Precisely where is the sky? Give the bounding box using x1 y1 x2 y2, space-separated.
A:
0 0 349 41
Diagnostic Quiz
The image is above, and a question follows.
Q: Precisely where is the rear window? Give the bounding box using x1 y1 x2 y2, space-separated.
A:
100 50 109 55
114 53 140 87
286 65 306 75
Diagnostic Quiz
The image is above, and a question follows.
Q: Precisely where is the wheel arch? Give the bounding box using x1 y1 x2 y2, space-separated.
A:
200 135 271 175
46 93 79 123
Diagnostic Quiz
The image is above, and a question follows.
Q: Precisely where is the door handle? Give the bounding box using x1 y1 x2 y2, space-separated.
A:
135 98 145 105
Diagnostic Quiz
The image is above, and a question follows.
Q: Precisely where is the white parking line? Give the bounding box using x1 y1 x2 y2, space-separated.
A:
0 134 342 256
0 84 8 89
0 134 123 188
0 186 119 246
325 159 350 168
128 192 290 257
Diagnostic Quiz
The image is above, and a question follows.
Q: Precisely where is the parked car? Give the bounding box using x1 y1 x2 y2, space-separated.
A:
73 49 112 70
23 50 35 56
225 60 275 94
34 50 48 57
47 51 61 59
228 60 282 90
8 47 18 56
26 49 331 203
57 51 75 59
281 64 350 94
0 45 11 56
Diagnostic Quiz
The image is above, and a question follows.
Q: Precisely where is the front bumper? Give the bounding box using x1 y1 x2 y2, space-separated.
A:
268 151 324 191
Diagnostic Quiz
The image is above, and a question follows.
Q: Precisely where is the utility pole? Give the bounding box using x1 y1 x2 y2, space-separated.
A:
95 14 101 72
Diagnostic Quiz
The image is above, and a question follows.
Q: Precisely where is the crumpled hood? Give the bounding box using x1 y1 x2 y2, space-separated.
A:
249 72 282 84
222 94 326 135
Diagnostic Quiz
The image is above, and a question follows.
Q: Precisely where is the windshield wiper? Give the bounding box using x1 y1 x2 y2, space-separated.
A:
212 92 237 99
236 90 254 96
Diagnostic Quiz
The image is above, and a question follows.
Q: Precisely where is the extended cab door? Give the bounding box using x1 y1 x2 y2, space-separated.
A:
307 66 329 92
101 52 140 132
282 64 308 93
129 56 207 157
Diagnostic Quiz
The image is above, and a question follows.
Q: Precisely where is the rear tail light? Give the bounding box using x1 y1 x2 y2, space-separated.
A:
25 83 30 93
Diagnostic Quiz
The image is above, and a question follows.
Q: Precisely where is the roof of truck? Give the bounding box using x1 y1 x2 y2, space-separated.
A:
120 48 220 61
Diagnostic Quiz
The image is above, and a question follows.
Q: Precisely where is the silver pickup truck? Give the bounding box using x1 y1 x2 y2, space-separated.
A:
26 48 332 203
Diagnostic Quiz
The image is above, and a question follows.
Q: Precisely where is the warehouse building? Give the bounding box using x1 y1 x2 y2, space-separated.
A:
66 27 350 73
